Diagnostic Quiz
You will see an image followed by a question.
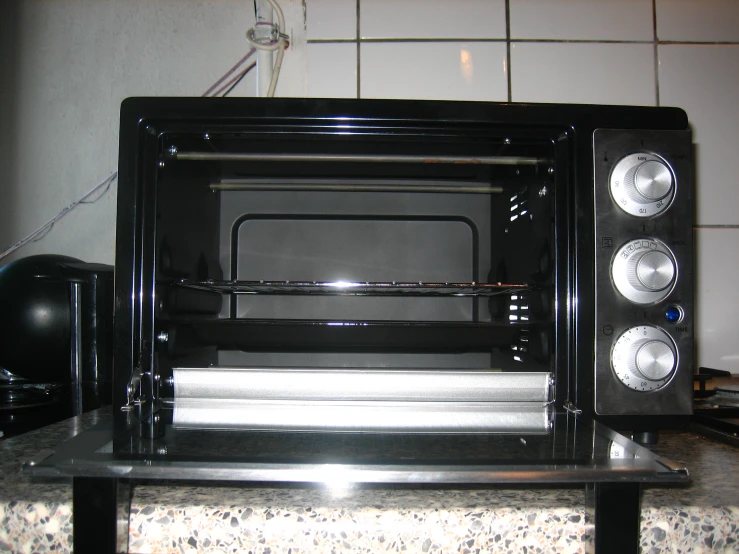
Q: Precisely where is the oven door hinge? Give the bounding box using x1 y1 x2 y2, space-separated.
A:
563 401 582 415
122 365 145 410
122 360 159 411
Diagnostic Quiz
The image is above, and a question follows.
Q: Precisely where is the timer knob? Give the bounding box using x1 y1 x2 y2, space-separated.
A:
610 154 676 217
612 326 677 391
627 339 675 381
612 238 677 304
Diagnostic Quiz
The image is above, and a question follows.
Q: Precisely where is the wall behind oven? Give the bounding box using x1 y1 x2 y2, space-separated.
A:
0 0 308 269
0 0 737 372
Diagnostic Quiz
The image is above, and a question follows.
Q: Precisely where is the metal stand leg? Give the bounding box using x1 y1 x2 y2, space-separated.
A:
73 478 132 554
586 483 641 554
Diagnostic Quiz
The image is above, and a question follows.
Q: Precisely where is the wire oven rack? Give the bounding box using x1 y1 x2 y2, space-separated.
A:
172 279 535 297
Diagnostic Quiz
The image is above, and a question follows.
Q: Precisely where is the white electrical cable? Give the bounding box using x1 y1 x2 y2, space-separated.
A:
245 0 288 97
268 38 286 97
0 171 118 263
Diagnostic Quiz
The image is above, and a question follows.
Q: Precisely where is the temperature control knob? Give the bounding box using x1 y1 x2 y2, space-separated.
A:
612 325 677 391
610 154 675 217
629 160 673 201
612 238 676 304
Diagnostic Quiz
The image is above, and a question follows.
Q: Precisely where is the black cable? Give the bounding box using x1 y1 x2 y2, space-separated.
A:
222 62 257 97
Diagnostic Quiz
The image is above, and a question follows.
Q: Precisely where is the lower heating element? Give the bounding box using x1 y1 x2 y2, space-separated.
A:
171 368 553 433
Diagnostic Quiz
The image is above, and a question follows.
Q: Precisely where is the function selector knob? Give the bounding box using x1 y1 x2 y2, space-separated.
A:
611 325 677 391
612 238 677 304
610 153 675 217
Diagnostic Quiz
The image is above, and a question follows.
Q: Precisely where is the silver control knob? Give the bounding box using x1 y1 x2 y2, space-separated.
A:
612 238 676 304
612 325 677 391
626 250 675 292
627 339 675 381
610 154 675 217
632 160 673 201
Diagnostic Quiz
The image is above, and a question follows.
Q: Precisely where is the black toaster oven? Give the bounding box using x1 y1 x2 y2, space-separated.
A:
25 98 694 553
111 97 693 442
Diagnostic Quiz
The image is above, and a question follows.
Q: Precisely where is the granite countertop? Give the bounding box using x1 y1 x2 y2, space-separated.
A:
1 410 737 553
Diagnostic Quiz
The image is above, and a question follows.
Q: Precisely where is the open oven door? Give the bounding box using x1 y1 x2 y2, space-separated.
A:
24 407 687 554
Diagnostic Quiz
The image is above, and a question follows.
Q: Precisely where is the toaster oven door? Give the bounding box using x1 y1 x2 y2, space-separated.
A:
129 119 566 439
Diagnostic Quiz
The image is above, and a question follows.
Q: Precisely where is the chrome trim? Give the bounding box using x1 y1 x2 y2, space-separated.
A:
70 282 83 416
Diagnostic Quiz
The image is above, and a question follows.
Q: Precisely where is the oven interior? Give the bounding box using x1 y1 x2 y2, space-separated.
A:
147 124 562 435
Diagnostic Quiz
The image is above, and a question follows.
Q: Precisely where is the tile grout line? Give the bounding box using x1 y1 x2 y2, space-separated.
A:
306 38 739 45
311 38 650 44
356 0 361 99
505 0 512 102
653 1 660 103
659 40 739 45
694 225 739 229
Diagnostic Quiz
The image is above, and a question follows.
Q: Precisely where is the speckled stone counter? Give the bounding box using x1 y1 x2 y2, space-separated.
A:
1 410 737 553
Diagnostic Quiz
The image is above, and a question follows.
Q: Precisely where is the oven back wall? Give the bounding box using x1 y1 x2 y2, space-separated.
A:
0 0 737 372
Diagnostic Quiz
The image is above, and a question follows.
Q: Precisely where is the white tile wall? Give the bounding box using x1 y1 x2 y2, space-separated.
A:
360 0 506 39
659 45 739 225
360 42 507 101
510 43 656 105
510 0 654 41
307 0 356 40
307 43 357 98
656 0 739 42
695 229 739 371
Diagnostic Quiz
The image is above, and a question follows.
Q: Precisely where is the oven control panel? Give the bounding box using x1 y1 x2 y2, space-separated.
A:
593 129 693 416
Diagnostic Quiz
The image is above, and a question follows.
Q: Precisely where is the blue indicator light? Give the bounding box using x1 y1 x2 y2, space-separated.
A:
665 306 682 323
